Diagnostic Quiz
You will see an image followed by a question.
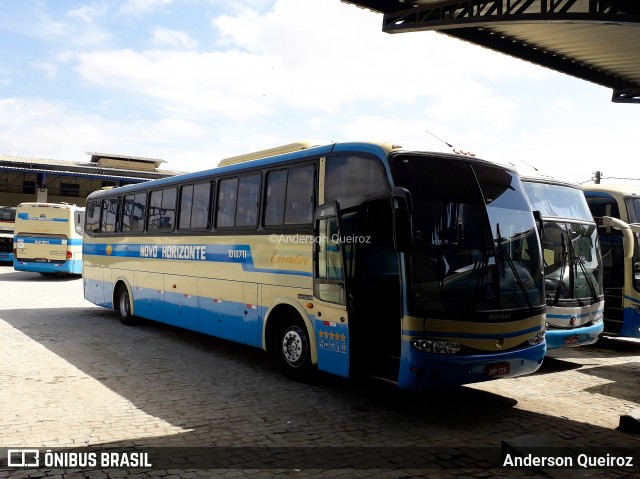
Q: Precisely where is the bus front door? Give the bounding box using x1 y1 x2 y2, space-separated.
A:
313 202 350 378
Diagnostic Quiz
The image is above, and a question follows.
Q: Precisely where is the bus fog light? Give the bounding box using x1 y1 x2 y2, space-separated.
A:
528 331 545 345
410 338 461 354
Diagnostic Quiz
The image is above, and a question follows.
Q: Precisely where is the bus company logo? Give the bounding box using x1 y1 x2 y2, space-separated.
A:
494 338 505 349
7 449 40 467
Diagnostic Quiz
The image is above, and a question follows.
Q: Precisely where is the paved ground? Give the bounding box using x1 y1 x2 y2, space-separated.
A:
1 266 639 479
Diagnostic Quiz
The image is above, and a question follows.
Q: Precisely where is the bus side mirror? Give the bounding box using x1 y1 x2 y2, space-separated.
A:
602 216 634 259
391 187 413 253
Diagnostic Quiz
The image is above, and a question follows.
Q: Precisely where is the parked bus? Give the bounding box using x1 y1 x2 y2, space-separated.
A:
0 206 16 263
82 141 546 389
583 184 640 337
13 202 85 276
519 173 604 349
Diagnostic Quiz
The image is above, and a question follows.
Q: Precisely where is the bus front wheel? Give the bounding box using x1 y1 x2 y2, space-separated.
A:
276 312 315 382
116 285 136 325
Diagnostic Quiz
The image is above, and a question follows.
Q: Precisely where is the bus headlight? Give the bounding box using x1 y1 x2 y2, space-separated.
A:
527 331 545 346
410 338 461 354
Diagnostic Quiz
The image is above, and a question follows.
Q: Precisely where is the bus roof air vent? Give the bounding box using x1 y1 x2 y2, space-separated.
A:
218 140 332 167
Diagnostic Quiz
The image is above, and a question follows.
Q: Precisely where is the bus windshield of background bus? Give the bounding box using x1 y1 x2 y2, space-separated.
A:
390 155 543 317
626 197 640 224
523 181 602 304
523 182 594 221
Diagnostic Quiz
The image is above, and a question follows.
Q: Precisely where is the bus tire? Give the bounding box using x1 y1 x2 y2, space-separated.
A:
275 312 315 382
116 284 136 325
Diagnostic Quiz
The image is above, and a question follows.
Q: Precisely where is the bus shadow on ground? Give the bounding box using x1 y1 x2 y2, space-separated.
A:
530 356 583 375
578 362 640 404
0 270 82 282
597 336 640 354
3 306 640 468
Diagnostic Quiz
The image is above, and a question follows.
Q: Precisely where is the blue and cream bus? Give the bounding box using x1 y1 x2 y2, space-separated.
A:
519 172 604 349
583 184 640 337
13 202 85 276
0 206 16 263
82 141 547 388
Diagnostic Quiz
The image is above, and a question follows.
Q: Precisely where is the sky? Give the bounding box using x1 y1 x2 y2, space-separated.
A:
0 0 638 185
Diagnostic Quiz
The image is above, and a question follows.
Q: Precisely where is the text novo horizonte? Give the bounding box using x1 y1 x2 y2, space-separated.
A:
139 244 207 260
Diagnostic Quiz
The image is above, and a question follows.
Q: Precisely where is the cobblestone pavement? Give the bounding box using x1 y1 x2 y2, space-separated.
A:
1 266 639 479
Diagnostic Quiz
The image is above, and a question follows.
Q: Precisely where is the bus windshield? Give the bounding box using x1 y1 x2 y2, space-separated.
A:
523 181 593 221
523 181 602 305
626 197 640 224
391 154 543 318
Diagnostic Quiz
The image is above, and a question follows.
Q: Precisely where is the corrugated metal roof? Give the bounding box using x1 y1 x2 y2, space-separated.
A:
0 154 185 177
0 165 155 182
341 0 640 102
0 155 77 167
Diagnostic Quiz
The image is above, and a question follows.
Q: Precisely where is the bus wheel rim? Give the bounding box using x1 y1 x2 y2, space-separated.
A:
120 291 129 316
282 327 306 365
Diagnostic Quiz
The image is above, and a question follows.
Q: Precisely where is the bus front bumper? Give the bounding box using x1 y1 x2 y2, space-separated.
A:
397 341 546 389
545 321 604 350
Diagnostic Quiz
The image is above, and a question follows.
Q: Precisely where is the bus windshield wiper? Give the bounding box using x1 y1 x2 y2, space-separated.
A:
497 223 533 311
567 233 599 304
552 233 569 305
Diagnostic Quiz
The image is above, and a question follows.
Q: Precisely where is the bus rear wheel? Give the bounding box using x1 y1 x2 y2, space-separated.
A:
116 285 136 325
276 312 315 382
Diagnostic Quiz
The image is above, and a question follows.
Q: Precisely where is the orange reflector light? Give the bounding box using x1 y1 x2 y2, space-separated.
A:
66 251 72 259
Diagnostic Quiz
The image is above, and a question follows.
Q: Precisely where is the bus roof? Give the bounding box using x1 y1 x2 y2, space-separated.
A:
85 140 510 201
502 160 582 190
17 202 84 211
582 183 640 197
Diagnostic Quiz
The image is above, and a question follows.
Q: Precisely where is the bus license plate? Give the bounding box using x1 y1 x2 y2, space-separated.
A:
35 258 47 263
564 336 579 345
485 362 510 377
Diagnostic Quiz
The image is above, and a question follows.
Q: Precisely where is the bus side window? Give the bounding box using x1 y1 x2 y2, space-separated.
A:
86 200 101 235
123 192 146 233
235 174 260 227
264 170 287 226
325 154 390 210
217 178 238 228
264 165 315 227
179 181 212 230
101 198 120 233
75 212 85 236
285 166 314 225
148 188 176 231
179 185 195 230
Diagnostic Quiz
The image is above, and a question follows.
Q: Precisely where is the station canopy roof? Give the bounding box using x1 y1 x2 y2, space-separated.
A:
341 0 640 103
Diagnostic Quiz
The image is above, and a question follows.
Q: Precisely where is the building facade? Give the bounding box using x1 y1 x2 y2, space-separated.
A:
0 152 184 207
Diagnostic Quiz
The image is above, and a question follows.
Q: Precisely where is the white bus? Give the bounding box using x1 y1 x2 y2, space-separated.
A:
13 202 85 276
0 206 16 263
83 141 547 388
520 173 604 349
